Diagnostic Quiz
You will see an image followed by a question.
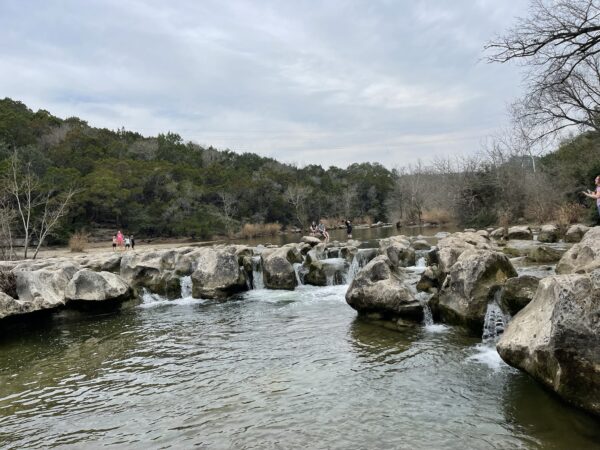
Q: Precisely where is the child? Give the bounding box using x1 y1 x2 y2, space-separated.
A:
112 235 117 252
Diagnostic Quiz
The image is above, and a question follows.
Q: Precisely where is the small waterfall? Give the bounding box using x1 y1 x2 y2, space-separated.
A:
482 290 509 344
251 256 264 289
293 263 304 286
180 275 193 298
416 256 426 268
417 292 434 326
326 274 335 286
346 251 369 283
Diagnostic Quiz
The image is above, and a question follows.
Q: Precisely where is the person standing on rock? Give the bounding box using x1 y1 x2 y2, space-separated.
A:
130 235 135 250
582 175 600 224
116 230 124 250
124 236 131 251
112 235 117 252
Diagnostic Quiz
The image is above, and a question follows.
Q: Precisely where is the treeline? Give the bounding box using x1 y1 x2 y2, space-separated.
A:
0 98 598 249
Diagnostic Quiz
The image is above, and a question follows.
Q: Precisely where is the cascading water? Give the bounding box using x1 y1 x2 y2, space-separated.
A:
346 250 370 283
180 275 193 298
416 292 434 326
293 263 304 286
482 290 509 344
251 256 264 290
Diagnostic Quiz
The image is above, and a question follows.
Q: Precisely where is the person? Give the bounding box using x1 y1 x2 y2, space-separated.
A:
116 230 124 251
130 235 135 250
317 220 329 242
344 219 353 239
582 175 600 224
310 221 318 236
124 236 131 250
112 235 117 252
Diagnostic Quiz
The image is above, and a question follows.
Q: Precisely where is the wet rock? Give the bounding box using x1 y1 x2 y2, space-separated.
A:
436 232 492 275
416 265 440 293
304 258 347 286
301 236 322 246
490 228 505 240
340 246 358 262
538 224 559 243
497 272 600 417
500 275 540 315
564 224 590 243
556 227 600 274
65 269 132 303
502 240 540 258
0 292 42 320
527 244 566 263
378 235 415 268
345 255 422 321
411 239 431 250
507 226 533 240
191 247 247 299
434 250 517 332
261 247 298 290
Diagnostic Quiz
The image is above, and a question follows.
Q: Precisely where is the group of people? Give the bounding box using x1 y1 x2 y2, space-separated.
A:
112 230 135 251
309 219 353 242
582 175 600 224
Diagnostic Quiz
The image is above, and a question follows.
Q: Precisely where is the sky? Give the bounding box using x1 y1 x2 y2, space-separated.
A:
0 0 529 168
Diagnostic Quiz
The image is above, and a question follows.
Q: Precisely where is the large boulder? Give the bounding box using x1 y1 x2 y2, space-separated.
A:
378 235 415 268
500 275 540 315
0 292 40 320
507 226 533 240
416 265 440 293
65 269 132 303
538 224 559 243
304 258 347 286
191 247 247 299
13 264 80 313
497 273 600 417
345 255 422 321
564 224 590 243
490 227 506 240
301 236 322 246
556 227 600 274
82 253 122 272
434 250 517 332
411 239 431 251
261 247 298 290
436 232 492 275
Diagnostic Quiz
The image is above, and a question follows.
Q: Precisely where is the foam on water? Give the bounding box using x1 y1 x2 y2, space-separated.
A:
467 343 507 370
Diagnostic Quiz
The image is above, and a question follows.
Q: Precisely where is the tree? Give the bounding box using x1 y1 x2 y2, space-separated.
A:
217 190 238 234
487 0 600 139
284 184 312 228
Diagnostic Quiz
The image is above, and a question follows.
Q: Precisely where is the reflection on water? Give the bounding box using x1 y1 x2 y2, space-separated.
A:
0 284 598 449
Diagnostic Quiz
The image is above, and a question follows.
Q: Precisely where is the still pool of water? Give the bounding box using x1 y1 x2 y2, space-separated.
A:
0 284 599 449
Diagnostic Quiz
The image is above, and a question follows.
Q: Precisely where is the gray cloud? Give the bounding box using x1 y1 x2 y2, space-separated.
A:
0 0 527 167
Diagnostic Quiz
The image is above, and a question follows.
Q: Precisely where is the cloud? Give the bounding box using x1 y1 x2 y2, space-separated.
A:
0 0 528 168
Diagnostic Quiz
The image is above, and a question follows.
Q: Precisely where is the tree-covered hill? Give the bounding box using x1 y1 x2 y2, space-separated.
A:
0 98 394 241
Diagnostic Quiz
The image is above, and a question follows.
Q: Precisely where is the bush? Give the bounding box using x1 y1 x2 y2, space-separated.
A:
69 231 89 252
421 208 453 225
238 223 282 239
555 202 585 227
0 271 17 298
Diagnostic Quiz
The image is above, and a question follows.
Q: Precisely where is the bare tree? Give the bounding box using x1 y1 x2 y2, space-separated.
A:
217 191 238 234
0 196 17 260
284 184 312 228
487 0 600 139
341 185 358 219
32 188 78 259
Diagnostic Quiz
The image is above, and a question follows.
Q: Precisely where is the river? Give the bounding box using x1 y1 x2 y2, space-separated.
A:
1 275 599 449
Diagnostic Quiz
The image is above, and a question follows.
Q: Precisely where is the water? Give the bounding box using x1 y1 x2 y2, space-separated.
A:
0 285 599 449
251 256 264 290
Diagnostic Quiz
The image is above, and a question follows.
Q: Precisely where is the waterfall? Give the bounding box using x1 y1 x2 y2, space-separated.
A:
251 256 264 290
482 290 509 344
346 251 368 283
293 263 304 286
416 292 434 326
326 274 335 286
180 276 193 298
416 256 426 268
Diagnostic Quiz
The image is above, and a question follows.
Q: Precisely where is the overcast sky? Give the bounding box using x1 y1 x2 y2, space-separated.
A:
0 0 529 168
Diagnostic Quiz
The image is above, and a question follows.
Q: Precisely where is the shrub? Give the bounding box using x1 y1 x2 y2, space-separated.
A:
69 231 89 252
555 202 585 227
421 208 453 225
239 223 282 239
0 271 17 298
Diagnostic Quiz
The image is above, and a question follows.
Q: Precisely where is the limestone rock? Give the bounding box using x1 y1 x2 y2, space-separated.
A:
500 275 540 315
538 224 559 243
65 269 132 302
191 247 247 299
436 232 492 275
527 244 566 263
378 235 415 268
564 224 590 243
556 227 600 274
507 226 533 240
434 250 517 332
301 236 322 246
497 273 600 417
261 247 298 290
490 227 506 240
411 239 431 250
345 255 422 321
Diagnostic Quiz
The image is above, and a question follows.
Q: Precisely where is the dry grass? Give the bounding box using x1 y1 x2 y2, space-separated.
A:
69 231 90 252
421 208 453 225
497 209 513 229
239 223 282 238
555 202 585 227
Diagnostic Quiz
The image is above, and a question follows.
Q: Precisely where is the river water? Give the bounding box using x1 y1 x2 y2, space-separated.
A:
1 279 599 449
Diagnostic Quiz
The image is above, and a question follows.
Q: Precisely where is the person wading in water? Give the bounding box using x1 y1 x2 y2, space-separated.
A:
582 175 600 225
344 219 353 239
